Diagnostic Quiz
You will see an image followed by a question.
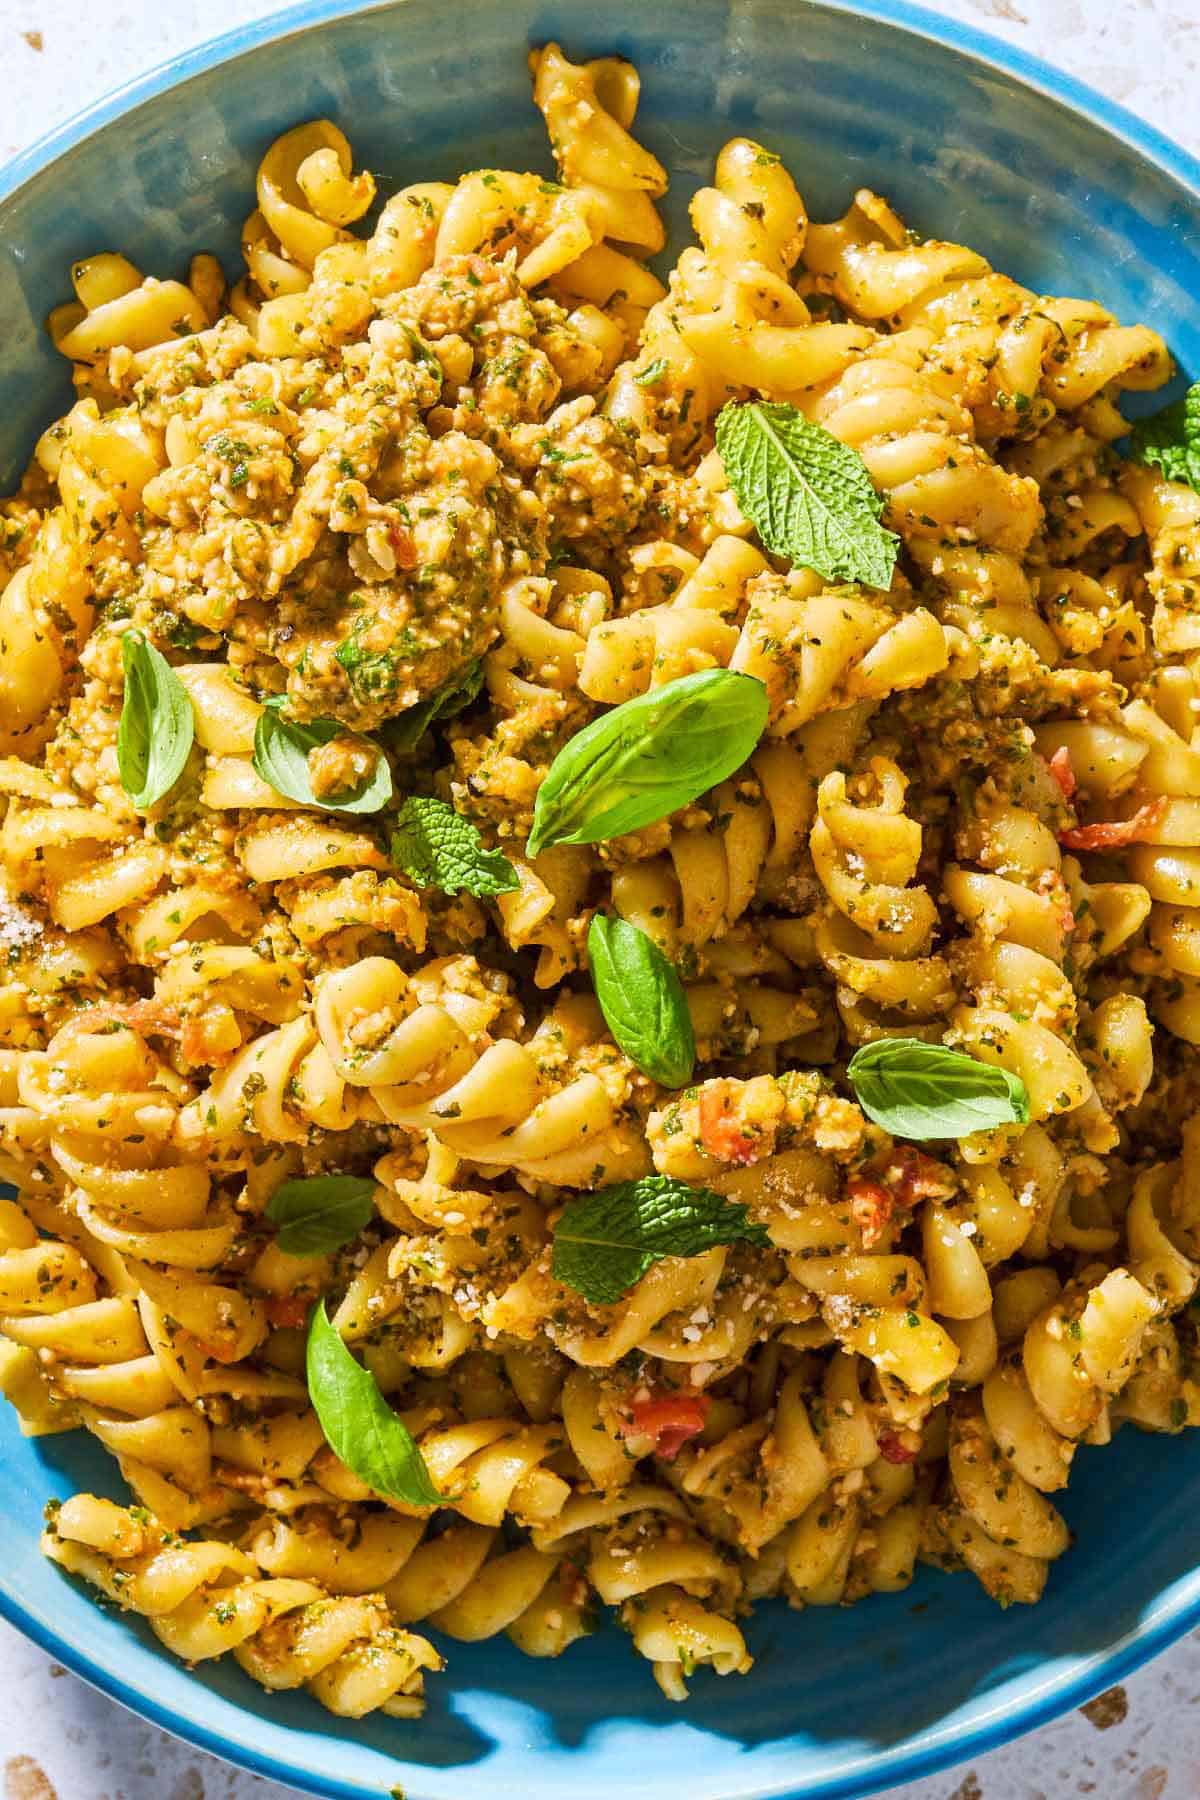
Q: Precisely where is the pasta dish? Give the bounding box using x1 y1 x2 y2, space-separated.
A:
1 40 1198 1718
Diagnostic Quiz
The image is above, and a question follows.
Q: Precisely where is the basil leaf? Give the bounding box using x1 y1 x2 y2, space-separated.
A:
253 710 392 814
527 669 768 857
715 399 898 589
306 1301 440 1506
266 1175 376 1256
1129 381 1200 494
553 1175 771 1305
847 1037 1030 1140
588 914 694 1087
390 795 519 897
383 659 484 755
117 630 194 810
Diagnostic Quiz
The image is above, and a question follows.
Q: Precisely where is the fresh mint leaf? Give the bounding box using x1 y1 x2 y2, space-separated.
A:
1129 381 1200 493
306 1301 440 1506
383 659 484 755
266 1175 376 1256
390 795 518 897
117 630 194 810
715 399 898 588
588 914 694 1087
253 709 392 814
553 1175 771 1305
847 1037 1030 1139
527 668 768 857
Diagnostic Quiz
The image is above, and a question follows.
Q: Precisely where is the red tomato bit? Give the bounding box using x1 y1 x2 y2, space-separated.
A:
847 1177 894 1250
264 1295 313 1331
698 1085 760 1166
878 1429 919 1465
624 1392 712 1461
388 522 419 569
83 1000 183 1038
1059 797 1167 852
886 1146 953 1208
1047 746 1076 801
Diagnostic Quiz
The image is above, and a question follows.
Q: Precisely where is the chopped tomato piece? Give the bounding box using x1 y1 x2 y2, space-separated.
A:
878 1429 919 1465
1059 798 1167 852
848 1151 949 1249
624 1392 711 1461
886 1146 953 1208
388 522 418 569
264 1295 313 1331
847 1177 894 1250
1047 746 1076 801
83 999 183 1038
698 1086 759 1166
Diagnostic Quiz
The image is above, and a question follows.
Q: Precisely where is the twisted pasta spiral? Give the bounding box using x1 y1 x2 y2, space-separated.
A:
805 188 1171 440
1124 463 1200 658
45 1493 440 1718
49 253 211 365
9 32 1200 1720
811 757 938 959
934 1262 1163 1604
805 333 1043 557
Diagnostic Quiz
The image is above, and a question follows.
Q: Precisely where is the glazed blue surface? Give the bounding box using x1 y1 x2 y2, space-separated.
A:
1 3 1200 1796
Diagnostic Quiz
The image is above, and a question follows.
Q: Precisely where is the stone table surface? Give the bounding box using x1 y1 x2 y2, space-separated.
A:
1 0 1199 1795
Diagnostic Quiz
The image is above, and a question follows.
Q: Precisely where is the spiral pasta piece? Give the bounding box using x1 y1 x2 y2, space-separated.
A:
811 757 938 959
805 188 1171 438
806 333 1043 556
45 1494 439 1717
8 36 1200 1718
51 254 209 363
933 1263 1163 1604
1123 464 1200 658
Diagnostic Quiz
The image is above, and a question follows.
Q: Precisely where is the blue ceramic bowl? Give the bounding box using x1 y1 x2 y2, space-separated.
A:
3 2 1200 1795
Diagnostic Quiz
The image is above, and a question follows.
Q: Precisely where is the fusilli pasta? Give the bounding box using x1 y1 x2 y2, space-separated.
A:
0 38 1195 1725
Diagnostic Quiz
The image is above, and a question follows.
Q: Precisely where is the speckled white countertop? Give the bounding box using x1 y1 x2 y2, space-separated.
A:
1 0 1199 1795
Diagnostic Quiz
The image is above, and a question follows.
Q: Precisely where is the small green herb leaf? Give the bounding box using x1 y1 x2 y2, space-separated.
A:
334 635 415 703
266 1175 376 1256
588 914 694 1087
400 324 444 388
633 358 669 387
1129 382 1200 494
527 669 768 857
117 631 195 810
253 710 392 814
553 1175 771 1305
306 1301 440 1505
846 1038 1030 1140
715 399 898 588
390 795 519 897
383 659 484 755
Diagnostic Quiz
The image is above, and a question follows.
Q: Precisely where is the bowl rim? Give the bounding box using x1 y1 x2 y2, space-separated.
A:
2 1 1200 1796
4 0 1200 213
